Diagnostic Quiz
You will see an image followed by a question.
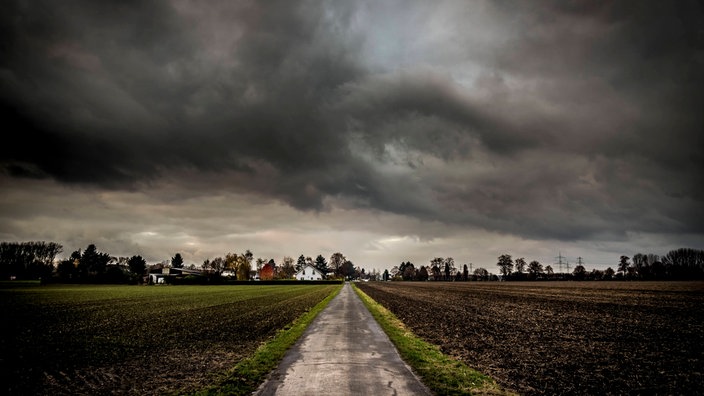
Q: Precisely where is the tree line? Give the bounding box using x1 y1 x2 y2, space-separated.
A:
386 257 500 282
0 241 377 284
615 248 704 280
4 241 701 284
0 241 63 280
384 247 704 282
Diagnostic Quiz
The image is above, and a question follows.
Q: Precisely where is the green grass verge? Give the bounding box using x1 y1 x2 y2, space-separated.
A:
352 284 515 396
194 283 343 396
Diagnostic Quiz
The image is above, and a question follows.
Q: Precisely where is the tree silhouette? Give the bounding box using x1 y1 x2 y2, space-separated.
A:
473 267 489 281
573 265 586 280
418 266 429 281
296 255 306 272
314 255 329 277
402 263 416 281
171 253 184 268
279 256 296 279
429 257 443 280
545 265 554 277
0 241 62 280
528 260 543 279
330 252 346 278
618 255 630 276
128 255 147 279
238 253 253 280
497 254 513 278
78 244 111 278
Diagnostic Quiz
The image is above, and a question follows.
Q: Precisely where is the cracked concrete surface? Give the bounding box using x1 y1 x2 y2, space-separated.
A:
254 283 431 395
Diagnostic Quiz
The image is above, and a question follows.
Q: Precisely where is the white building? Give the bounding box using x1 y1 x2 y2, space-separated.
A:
295 264 324 281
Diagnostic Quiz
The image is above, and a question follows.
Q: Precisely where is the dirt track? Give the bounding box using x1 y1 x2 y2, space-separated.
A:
357 281 704 395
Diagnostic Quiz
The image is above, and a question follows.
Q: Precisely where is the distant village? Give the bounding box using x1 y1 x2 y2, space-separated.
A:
147 258 328 284
1 241 703 284
0 241 377 284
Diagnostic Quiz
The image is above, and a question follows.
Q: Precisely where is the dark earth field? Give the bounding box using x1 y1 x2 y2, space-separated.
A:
1 283 338 395
357 281 704 395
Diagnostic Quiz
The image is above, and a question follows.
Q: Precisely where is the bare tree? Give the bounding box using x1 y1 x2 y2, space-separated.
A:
225 253 239 275
0 241 63 280
444 257 455 281
330 252 346 278
210 257 225 274
278 256 296 279
618 255 631 276
429 257 443 280
497 254 513 278
632 253 647 277
473 267 489 281
389 266 400 280
237 252 252 280
545 265 554 277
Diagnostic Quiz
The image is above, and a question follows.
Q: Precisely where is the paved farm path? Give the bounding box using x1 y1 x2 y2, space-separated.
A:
254 282 431 395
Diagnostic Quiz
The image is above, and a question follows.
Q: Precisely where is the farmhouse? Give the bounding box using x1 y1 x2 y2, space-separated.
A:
295 264 323 281
148 266 201 284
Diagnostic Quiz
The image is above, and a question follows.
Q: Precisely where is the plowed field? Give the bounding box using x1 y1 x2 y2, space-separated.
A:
1 283 338 395
357 281 704 395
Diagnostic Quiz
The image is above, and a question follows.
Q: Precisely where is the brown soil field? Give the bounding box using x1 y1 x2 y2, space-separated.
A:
357 281 704 395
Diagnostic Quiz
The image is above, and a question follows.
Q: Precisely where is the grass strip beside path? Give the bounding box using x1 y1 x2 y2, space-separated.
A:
195 284 343 396
352 283 514 396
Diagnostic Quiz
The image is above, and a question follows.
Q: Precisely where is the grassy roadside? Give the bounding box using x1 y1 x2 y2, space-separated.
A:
352 284 515 396
194 284 343 396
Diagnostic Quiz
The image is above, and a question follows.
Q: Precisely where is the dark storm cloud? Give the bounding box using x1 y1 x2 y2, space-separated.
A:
491 1 704 161
2 0 703 242
1 1 354 178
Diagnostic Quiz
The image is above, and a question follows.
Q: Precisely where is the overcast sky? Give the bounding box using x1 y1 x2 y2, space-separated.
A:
1 0 702 273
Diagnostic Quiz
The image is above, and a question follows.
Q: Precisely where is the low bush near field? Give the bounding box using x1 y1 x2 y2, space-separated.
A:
0 283 338 395
357 281 704 395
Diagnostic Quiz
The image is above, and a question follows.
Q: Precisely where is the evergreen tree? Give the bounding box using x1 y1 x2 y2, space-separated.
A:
296 255 306 272
128 255 147 278
314 255 329 276
171 253 184 268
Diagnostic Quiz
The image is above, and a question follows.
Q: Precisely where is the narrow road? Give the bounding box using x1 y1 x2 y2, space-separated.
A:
255 283 431 395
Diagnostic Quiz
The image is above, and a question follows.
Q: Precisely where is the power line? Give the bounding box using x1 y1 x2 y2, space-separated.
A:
554 252 572 273
555 252 567 273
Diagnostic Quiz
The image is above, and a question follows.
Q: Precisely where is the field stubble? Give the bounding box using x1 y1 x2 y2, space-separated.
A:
357 281 704 395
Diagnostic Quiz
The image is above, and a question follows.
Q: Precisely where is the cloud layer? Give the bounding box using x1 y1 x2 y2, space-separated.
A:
1 1 702 267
